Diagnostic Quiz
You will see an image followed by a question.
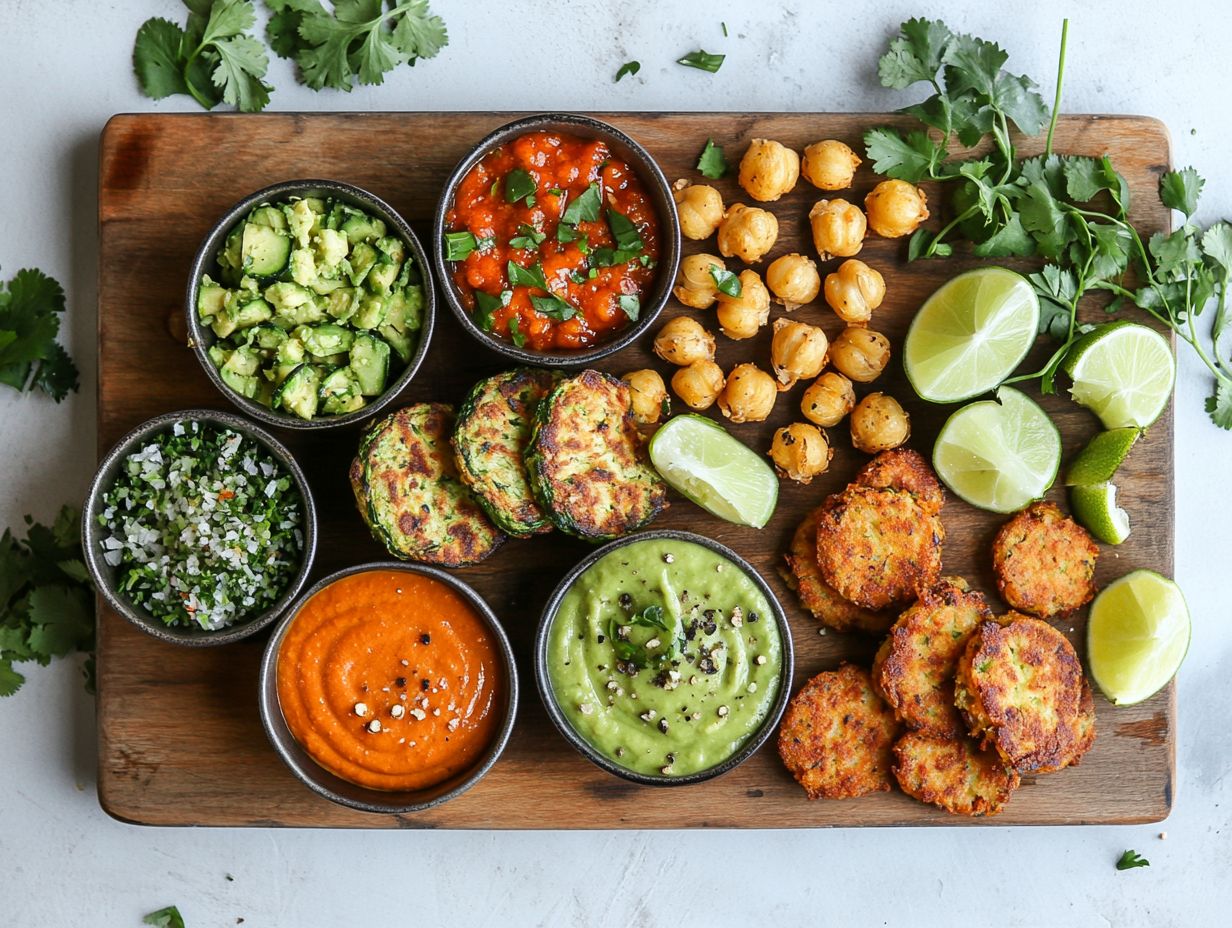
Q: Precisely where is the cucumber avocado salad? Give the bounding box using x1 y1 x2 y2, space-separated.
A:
197 195 425 420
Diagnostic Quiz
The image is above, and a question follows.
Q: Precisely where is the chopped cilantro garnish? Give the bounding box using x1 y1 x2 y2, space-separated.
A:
696 139 728 179
473 290 508 331
507 260 548 291
531 293 577 321
443 231 477 261
508 316 527 348
615 61 641 82
618 294 641 321
677 49 725 73
562 182 602 224
1116 850 1150 870
504 168 537 204
143 906 186 928
710 265 742 297
607 209 644 254
509 224 546 250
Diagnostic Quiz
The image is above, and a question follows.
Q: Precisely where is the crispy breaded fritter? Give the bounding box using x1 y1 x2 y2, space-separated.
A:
815 485 944 610
954 614 1093 773
777 664 900 800
854 448 945 516
992 501 1099 619
1038 678 1097 773
871 577 992 736
892 731 1019 816
781 508 893 635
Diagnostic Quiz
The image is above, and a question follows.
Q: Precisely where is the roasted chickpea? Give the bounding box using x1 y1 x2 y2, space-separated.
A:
766 253 821 309
801 372 856 427
673 182 725 240
671 359 725 411
623 369 670 427
865 179 930 239
801 139 862 191
829 326 891 383
673 253 726 309
809 199 866 260
715 270 771 340
850 392 911 454
738 139 800 202
769 423 834 484
717 204 779 263
823 259 886 325
717 363 777 423
653 316 716 366
770 318 829 390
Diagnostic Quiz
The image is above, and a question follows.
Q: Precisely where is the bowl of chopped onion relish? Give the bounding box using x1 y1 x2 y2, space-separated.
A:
83 409 317 646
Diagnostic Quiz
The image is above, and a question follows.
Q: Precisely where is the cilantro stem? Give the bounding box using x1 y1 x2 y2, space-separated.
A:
922 205 979 259
1045 19 1069 158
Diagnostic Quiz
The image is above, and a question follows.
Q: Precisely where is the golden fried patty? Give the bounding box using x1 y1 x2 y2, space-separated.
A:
871 577 991 736
992 501 1099 619
777 664 900 800
892 731 1020 817
781 508 892 635
815 485 944 610
954 614 1094 772
855 448 945 516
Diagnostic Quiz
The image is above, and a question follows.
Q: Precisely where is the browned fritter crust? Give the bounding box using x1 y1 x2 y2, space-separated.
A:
815 485 945 610
871 577 992 736
892 731 1020 816
992 501 1099 619
954 614 1094 773
777 664 900 800
855 448 946 516
781 507 893 634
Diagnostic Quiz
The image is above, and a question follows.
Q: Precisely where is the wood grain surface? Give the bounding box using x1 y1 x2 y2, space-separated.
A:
96 113 1175 828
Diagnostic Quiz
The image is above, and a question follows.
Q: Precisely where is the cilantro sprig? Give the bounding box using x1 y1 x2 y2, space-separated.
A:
1116 849 1150 871
0 268 79 402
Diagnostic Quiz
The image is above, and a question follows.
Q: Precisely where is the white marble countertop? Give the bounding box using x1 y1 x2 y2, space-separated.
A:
2 1 1229 924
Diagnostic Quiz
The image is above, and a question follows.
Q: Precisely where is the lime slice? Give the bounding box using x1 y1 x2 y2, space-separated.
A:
932 386 1061 513
1064 427 1141 485
1088 569 1190 706
1061 322 1175 428
649 414 778 528
904 267 1040 403
1070 482 1131 544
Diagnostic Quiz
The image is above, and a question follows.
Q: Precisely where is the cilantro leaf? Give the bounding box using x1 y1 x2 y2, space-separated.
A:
443 231 477 261
562 183 602 225
1116 850 1150 871
505 168 537 205
614 61 640 83
133 18 191 99
211 34 273 111
677 50 724 73
0 660 24 698
530 293 577 321
864 128 944 183
1030 264 1078 339
389 0 448 60
618 294 640 321
878 18 951 89
1061 156 1106 202
971 214 1034 258
709 265 741 297
607 210 644 255
143 907 186 928
0 268 78 402
1201 222 1232 274
472 290 507 331
507 261 548 292
696 139 728 180
508 316 526 348
1160 167 1205 218
1206 380 1232 430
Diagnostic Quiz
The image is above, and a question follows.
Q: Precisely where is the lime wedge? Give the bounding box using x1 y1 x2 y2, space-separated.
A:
1070 482 1131 544
904 267 1040 403
1061 322 1175 428
932 386 1061 513
1064 427 1141 485
1088 569 1190 706
648 414 778 528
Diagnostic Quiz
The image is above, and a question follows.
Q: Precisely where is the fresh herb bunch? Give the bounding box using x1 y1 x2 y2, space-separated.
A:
0 506 95 697
0 268 79 402
866 19 1232 427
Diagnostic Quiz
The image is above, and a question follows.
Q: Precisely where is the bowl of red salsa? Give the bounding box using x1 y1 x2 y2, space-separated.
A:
433 114 681 366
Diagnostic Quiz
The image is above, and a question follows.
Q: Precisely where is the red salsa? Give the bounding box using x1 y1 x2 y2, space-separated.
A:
444 131 660 352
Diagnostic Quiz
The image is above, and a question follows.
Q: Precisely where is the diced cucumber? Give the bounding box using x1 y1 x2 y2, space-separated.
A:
311 275 346 295
221 367 258 398
271 338 306 383
220 345 261 398
264 281 315 311
324 287 359 323
248 324 288 351
340 214 385 246
352 296 387 330
350 333 391 396
366 259 401 296
219 227 244 283
376 236 405 264
232 298 273 330
319 366 365 415
207 343 232 368
378 323 415 364
315 228 349 270
211 312 238 339
274 363 322 420
289 248 318 287
402 286 425 331
326 202 362 231
296 323 354 357
248 205 288 231
197 281 227 319
348 242 378 286
242 222 292 277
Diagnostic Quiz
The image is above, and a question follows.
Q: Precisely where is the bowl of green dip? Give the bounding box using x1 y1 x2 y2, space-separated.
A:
535 530 794 786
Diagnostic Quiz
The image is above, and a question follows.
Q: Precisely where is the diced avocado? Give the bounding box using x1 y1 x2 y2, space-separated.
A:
242 222 292 277
348 242 378 286
274 363 322 419
197 281 227 319
232 298 273 330
254 378 275 406
314 228 349 270
218 227 244 284
286 199 317 247
296 323 354 357
319 366 365 415
288 248 318 287
402 286 425 332
207 343 232 368
248 205 288 231
326 202 362 231
378 323 415 364
220 345 261 398
324 287 358 323
311 275 346 295
220 367 258 398
211 312 238 339
352 296 387 330
320 351 351 367
248 324 288 351
366 259 401 296
340 214 386 246
350 333 391 396
271 338 306 383
376 236 406 264
264 281 315 311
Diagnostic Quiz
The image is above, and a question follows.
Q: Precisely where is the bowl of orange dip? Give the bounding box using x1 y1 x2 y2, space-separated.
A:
258 563 517 814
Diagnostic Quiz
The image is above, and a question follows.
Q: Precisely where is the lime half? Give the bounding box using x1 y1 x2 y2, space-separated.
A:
1062 322 1175 428
904 267 1040 403
1070 482 1131 544
1088 569 1190 706
649 414 778 528
1064 427 1141 485
932 386 1061 513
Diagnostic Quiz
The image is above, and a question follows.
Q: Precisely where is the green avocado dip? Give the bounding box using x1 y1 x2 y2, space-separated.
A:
546 537 783 778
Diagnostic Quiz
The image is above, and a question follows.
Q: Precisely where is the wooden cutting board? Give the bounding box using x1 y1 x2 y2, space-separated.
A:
96 112 1174 827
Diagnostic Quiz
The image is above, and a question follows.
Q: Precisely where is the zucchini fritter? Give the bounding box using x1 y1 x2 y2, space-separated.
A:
855 448 945 516
781 507 892 634
872 577 991 735
892 731 1019 816
525 370 668 540
453 368 560 538
954 614 1095 772
992 501 1099 619
777 664 900 799
815 485 944 610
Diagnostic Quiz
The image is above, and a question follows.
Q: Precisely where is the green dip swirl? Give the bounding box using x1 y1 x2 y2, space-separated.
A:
546 537 783 777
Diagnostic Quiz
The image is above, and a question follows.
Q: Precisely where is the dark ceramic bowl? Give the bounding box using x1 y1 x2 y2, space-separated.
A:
186 179 435 430
534 530 794 787
82 409 318 647
258 562 518 814
432 113 681 367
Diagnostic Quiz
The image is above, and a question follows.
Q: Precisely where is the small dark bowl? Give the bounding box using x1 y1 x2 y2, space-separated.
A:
82 409 318 647
258 562 519 814
534 530 795 787
432 113 682 367
186 179 435 431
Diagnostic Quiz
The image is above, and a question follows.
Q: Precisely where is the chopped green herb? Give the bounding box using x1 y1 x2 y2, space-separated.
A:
531 293 577 321
677 49 725 73
562 182 602 224
508 316 526 348
710 265 742 297
443 231 477 261
0 267 79 402
570 271 588 285
722 22 729 37
696 139 728 179
507 260 548 291
1116 850 1150 871
615 61 641 82
473 290 509 331
618 294 641 321
142 906 186 928
504 168 537 204
509 224 546 250
476 235 496 252
607 209 644 254
547 187 565 196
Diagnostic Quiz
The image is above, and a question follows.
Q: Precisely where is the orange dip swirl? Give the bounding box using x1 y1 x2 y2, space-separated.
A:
276 570 504 792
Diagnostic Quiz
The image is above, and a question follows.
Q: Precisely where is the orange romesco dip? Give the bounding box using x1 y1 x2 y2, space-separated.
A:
444 129 660 352
276 570 504 791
